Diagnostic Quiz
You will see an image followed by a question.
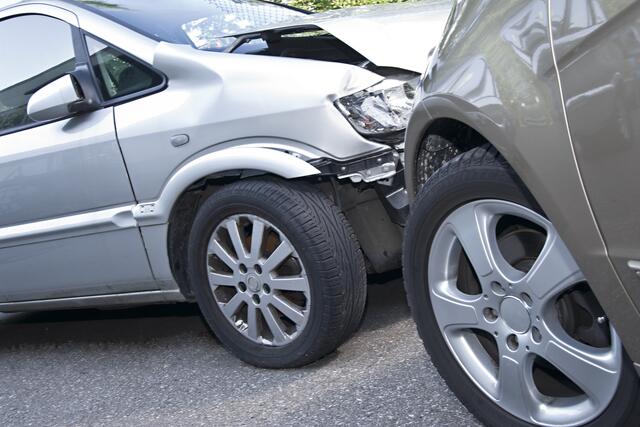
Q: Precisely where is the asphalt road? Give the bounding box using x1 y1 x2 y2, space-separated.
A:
0 277 479 427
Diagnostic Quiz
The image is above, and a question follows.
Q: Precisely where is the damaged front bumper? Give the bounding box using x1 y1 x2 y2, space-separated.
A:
310 148 409 224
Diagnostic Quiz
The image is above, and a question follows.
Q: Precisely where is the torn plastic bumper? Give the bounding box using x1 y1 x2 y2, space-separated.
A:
310 149 409 223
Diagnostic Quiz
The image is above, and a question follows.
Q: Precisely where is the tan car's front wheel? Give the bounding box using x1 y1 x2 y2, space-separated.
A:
404 145 640 426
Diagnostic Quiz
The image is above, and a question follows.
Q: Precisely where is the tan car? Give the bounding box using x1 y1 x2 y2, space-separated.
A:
403 0 640 426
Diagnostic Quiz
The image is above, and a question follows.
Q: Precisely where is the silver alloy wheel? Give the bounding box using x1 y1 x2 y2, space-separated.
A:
428 200 622 427
207 214 310 346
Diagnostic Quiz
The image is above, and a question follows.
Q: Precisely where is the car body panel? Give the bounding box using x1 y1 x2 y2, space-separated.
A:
550 0 640 320
0 107 156 301
115 41 385 202
222 1 452 73
0 108 132 226
404 0 640 364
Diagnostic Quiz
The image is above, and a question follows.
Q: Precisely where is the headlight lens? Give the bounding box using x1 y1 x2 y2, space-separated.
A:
335 76 419 137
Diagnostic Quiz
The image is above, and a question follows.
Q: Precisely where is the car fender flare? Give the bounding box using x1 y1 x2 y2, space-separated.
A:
404 95 517 200
133 146 321 226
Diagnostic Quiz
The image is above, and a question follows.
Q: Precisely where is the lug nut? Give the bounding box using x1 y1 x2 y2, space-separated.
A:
507 334 519 351
491 282 505 296
483 307 498 322
532 326 542 343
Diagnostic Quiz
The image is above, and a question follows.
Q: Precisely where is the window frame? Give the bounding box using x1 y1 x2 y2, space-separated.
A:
0 12 168 138
79 31 167 108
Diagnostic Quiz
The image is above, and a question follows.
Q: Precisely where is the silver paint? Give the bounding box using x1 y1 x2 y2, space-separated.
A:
26 74 82 122
0 204 136 249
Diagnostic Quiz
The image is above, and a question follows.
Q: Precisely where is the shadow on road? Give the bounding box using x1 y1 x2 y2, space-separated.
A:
0 275 478 427
0 275 410 349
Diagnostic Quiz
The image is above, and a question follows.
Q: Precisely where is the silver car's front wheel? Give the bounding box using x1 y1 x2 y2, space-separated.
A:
188 179 367 368
207 214 310 346
404 145 640 427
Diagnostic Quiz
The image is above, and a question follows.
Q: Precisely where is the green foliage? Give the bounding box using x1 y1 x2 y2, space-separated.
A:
282 0 408 13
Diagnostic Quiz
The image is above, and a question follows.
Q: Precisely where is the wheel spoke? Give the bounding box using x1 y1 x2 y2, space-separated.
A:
221 292 245 318
246 305 258 341
262 241 293 273
208 239 237 270
268 276 309 292
208 214 309 348
523 230 584 301
208 272 236 288
428 200 623 425
225 219 248 261
446 204 522 284
269 295 305 324
249 219 265 261
541 336 620 404
261 306 287 344
496 354 536 419
431 291 485 333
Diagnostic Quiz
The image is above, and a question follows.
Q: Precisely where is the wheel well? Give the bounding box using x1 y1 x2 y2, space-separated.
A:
167 170 279 299
166 167 405 297
415 118 490 187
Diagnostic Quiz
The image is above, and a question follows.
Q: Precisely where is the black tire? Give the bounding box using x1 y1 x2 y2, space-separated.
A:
403 144 640 426
187 178 366 368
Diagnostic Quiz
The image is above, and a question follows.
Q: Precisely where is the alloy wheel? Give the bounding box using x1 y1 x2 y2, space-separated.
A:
428 200 622 426
207 214 310 346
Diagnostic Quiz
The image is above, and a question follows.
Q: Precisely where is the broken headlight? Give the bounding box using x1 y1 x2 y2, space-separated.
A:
335 76 419 140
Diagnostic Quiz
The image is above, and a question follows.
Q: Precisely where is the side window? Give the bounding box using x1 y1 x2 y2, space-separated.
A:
85 36 163 101
0 15 76 133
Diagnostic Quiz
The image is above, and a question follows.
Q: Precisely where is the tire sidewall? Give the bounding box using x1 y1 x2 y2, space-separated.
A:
188 188 331 366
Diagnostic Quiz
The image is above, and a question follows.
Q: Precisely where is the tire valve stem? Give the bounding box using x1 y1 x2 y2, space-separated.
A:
597 316 607 324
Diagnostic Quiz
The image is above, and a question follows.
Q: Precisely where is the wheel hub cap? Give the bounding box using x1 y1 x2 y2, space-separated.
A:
206 214 311 346
500 297 530 333
246 275 260 292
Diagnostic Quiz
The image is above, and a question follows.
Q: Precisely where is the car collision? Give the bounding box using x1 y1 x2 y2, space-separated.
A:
0 0 450 368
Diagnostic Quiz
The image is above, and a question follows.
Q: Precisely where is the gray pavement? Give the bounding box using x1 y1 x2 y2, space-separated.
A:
0 278 479 426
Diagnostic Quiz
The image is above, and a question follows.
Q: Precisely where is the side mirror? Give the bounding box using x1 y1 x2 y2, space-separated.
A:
27 74 92 122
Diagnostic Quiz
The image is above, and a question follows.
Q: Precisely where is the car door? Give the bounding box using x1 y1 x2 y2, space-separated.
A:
0 12 155 302
550 0 640 306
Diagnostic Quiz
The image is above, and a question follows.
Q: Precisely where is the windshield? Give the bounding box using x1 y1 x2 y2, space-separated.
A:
75 0 307 51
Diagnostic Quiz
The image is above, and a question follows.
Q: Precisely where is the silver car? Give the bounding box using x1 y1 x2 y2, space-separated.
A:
0 0 449 367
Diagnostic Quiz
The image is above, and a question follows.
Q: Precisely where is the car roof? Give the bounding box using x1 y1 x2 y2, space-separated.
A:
1 0 83 14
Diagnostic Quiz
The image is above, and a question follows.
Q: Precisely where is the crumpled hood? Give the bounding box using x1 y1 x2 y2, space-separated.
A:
224 1 452 74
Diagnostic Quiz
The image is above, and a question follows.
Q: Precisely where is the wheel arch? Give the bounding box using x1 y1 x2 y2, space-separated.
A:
135 146 320 226
405 95 523 200
135 146 321 298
